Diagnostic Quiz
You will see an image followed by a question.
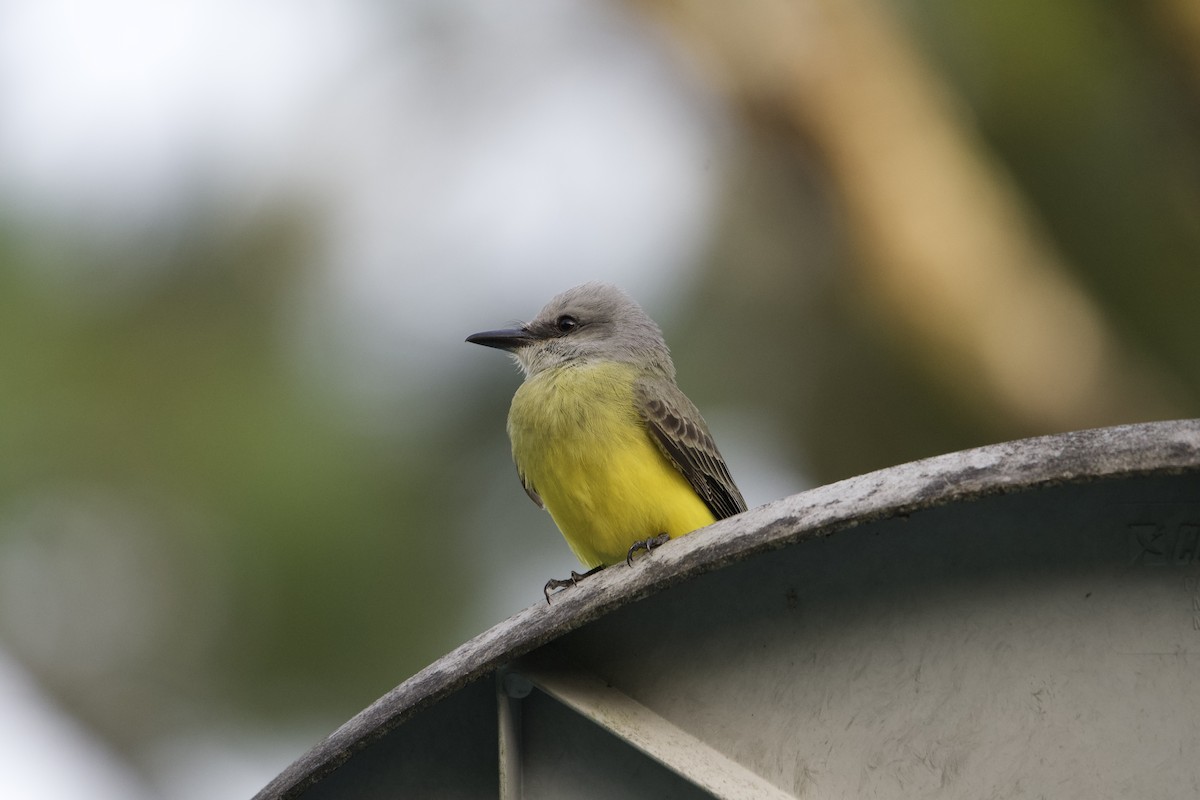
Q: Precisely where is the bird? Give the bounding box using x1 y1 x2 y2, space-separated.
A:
466 282 747 602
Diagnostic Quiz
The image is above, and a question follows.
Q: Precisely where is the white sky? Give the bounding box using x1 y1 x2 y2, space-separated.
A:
0 0 724 393
0 647 156 800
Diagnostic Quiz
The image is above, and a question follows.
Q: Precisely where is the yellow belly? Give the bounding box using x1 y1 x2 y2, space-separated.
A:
508 362 715 568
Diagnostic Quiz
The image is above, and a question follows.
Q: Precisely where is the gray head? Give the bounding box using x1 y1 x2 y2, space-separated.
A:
466 282 674 379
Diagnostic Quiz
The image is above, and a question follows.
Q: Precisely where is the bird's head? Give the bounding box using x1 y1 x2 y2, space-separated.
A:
466 282 673 379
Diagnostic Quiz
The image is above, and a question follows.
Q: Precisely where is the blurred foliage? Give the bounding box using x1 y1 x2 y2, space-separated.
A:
898 0 1200 388
673 139 986 479
660 0 1200 480
0 216 482 752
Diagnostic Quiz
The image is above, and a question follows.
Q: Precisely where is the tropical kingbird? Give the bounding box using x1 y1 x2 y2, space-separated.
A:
467 282 747 601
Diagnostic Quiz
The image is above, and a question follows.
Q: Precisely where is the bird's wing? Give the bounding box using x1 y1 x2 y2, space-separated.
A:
635 376 747 520
516 466 544 509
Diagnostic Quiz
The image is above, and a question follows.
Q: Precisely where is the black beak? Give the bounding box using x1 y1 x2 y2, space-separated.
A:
465 327 535 352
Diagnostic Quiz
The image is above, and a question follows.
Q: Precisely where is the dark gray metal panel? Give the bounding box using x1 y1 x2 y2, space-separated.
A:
255 421 1200 799
520 690 714 800
296 678 498 800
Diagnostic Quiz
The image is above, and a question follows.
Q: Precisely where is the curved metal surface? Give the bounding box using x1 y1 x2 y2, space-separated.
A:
256 420 1200 799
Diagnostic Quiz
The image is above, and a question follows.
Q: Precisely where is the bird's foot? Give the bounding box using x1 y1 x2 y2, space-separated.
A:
543 565 604 604
626 533 671 567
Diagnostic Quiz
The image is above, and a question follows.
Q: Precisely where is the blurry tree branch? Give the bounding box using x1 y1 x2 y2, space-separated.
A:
1152 0 1200 93
630 0 1186 431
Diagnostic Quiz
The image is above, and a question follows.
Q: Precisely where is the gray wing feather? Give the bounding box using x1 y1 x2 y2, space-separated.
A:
635 377 747 520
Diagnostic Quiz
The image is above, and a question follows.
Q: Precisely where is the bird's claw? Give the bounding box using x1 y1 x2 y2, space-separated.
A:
626 533 671 567
543 565 604 604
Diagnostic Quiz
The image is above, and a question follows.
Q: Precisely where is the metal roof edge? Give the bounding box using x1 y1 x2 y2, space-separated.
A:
254 418 1200 799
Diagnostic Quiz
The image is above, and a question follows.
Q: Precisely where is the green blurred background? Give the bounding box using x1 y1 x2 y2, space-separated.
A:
1 0 1197 796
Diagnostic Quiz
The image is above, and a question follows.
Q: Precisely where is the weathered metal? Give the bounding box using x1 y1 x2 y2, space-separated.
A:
256 420 1200 799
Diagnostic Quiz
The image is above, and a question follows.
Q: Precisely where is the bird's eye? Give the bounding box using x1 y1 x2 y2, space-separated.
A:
555 314 579 333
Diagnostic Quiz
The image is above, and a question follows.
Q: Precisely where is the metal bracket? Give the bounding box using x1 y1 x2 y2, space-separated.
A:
501 648 797 800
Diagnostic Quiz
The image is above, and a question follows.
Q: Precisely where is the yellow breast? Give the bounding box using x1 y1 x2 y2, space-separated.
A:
508 362 715 567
